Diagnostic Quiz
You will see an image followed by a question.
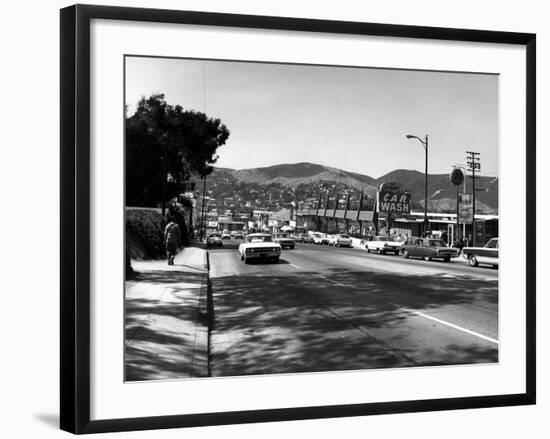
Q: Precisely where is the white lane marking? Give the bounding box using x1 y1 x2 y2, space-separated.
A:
289 263 301 270
405 308 499 345
324 278 349 287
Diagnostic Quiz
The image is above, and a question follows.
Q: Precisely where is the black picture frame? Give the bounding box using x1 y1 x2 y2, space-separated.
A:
60 4 536 434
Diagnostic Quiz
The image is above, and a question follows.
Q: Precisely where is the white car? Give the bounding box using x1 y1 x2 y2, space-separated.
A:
312 232 329 245
365 235 402 255
462 237 499 268
328 234 353 247
238 233 282 264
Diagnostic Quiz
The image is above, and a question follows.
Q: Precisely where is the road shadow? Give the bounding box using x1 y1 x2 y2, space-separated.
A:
210 268 498 377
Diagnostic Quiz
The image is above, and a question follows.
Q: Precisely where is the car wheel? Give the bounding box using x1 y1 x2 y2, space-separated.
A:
366 248 371 253
468 254 479 267
427 257 432 261
240 254 244 261
273 257 279 264
444 257 451 262
403 249 409 258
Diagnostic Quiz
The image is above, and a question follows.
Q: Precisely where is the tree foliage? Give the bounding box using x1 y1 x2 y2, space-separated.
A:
126 94 230 206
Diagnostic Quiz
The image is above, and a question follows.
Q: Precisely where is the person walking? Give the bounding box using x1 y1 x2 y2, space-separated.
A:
164 216 181 265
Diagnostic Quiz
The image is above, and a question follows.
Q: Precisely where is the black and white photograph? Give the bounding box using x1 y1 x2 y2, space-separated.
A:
124 56 499 381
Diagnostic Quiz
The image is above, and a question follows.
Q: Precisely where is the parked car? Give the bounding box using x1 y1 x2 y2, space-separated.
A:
462 237 499 268
238 233 281 264
291 233 306 242
233 232 244 239
221 231 231 240
328 234 353 247
205 233 223 248
273 233 296 249
312 232 329 245
401 237 460 262
365 236 403 255
302 234 314 244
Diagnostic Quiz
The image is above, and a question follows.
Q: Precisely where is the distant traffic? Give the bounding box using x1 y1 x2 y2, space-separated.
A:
204 228 498 268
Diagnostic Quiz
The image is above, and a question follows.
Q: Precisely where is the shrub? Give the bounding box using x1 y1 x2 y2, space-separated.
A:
126 207 166 260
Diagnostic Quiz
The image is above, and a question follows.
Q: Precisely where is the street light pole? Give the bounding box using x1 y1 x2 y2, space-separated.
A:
406 134 429 236
424 135 429 234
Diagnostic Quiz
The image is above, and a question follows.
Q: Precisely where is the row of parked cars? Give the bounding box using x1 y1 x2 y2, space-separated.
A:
295 231 499 268
364 235 499 268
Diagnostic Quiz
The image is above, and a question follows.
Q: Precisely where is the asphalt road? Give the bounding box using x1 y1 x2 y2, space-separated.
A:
208 240 498 377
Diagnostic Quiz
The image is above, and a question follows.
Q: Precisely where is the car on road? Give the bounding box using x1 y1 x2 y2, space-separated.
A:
312 232 329 245
365 235 403 255
302 234 314 244
221 231 231 240
328 234 353 247
462 237 499 268
401 237 460 262
238 233 281 264
273 233 296 249
232 231 244 239
205 233 223 248
291 233 307 242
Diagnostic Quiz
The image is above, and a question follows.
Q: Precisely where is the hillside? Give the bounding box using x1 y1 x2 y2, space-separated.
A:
205 162 498 214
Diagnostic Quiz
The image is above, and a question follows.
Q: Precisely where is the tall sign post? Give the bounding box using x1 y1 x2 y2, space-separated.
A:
450 167 465 245
376 182 411 235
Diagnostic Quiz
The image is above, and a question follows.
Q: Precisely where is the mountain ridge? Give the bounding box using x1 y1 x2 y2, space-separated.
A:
207 162 498 214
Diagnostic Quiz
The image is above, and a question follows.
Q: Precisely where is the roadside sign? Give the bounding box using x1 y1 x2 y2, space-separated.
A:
377 190 411 214
458 193 473 222
450 168 464 186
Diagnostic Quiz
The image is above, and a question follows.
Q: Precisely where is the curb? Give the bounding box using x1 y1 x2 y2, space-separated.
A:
196 249 213 377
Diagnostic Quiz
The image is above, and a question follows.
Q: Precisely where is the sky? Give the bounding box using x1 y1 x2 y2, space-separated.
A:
125 56 499 179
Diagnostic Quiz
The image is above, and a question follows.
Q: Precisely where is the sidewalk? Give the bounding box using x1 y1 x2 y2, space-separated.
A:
125 247 209 381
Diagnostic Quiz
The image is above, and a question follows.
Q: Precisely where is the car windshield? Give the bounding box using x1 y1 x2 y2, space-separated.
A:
275 234 289 238
246 235 273 243
378 236 395 241
428 239 447 247
209 234 221 238
485 238 498 248
339 234 350 239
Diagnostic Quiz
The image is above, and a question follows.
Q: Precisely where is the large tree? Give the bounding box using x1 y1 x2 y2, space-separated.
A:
126 94 230 207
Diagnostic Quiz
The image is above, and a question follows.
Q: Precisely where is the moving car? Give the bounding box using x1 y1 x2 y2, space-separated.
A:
365 235 403 255
401 237 460 262
302 234 314 244
273 233 296 249
232 232 244 240
238 233 281 264
462 237 499 268
328 234 353 247
205 233 223 248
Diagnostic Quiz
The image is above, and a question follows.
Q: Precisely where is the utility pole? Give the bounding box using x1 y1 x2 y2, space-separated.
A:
466 151 480 247
161 136 168 218
200 174 207 241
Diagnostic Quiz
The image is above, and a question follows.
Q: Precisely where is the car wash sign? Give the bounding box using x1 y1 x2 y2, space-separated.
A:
376 182 411 214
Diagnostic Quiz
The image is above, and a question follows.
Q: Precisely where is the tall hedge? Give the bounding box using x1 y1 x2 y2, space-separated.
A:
126 208 166 260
